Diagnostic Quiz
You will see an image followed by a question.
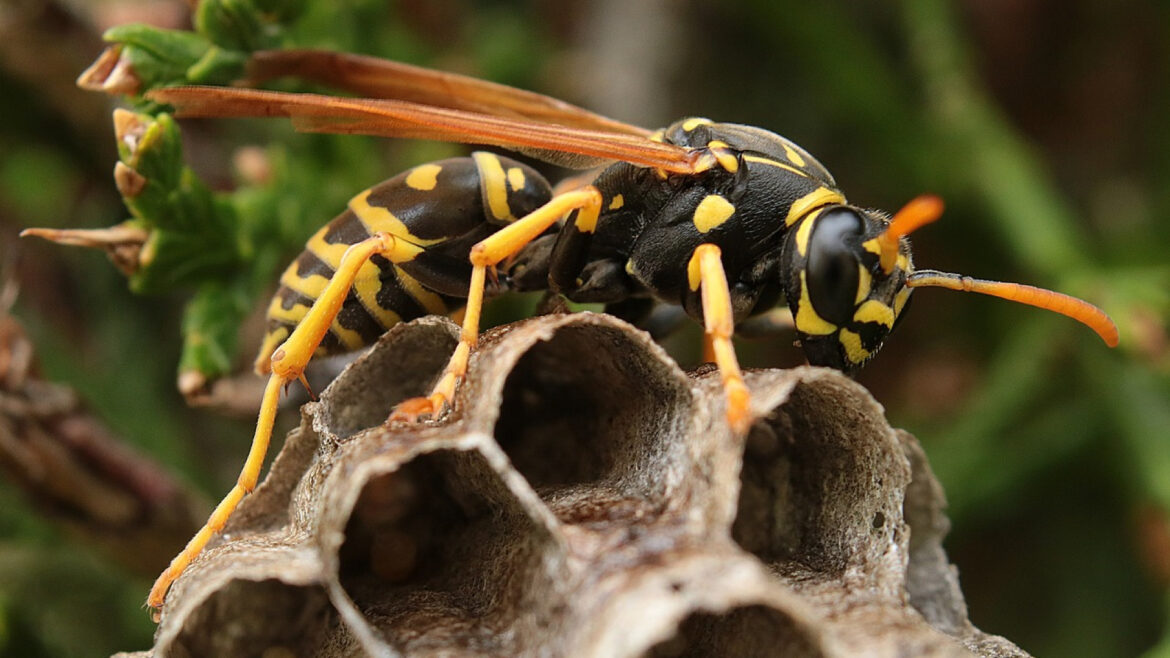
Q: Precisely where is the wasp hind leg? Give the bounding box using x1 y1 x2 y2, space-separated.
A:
689 244 753 434
147 232 418 616
391 186 604 420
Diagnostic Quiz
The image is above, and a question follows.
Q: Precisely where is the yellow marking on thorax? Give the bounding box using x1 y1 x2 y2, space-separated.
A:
706 140 739 173
795 271 837 335
348 189 439 251
682 117 712 131
506 167 526 192
855 267 872 305
394 266 449 315
839 329 869 364
853 299 895 328
472 152 515 221
862 238 881 256
693 195 736 233
687 252 702 291
743 155 809 179
782 142 807 167
649 130 665 143
896 253 909 272
785 187 846 227
405 164 441 191
609 194 624 210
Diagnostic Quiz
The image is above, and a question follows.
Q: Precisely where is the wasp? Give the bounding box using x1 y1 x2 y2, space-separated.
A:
91 49 1118 613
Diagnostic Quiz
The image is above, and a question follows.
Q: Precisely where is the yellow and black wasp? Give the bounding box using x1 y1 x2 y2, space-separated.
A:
90 49 1119 613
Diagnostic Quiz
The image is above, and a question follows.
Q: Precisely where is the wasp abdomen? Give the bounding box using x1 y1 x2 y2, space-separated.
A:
255 154 553 373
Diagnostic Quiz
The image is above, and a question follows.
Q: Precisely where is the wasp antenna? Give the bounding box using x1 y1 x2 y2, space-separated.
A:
906 269 1119 347
878 195 944 274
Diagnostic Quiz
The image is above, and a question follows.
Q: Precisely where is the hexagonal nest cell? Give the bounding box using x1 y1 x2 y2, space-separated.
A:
124 313 1031 658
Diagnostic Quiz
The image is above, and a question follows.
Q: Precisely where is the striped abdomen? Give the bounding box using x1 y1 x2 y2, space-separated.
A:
255 153 553 373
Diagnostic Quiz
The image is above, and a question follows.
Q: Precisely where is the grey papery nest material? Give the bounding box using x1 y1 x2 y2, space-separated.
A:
122 313 1028 658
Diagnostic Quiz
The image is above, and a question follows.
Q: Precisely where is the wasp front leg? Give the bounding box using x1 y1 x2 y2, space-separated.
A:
393 186 604 419
148 232 419 615
688 244 753 434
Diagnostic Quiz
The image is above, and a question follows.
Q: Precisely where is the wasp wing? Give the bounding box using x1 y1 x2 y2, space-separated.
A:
149 87 697 173
246 49 651 138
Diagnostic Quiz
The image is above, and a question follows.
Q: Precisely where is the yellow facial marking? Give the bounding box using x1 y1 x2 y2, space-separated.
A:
855 266 872 305
853 299 896 328
472 152 514 221
682 117 712 131
839 329 869 364
862 238 881 256
782 142 807 167
743 155 809 179
506 167 526 192
794 209 823 258
785 187 846 227
349 189 440 250
405 164 441 191
693 195 736 233
609 194 624 210
796 272 837 335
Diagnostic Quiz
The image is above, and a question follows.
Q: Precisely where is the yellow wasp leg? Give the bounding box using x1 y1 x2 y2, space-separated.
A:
395 186 603 418
148 232 417 615
689 244 752 434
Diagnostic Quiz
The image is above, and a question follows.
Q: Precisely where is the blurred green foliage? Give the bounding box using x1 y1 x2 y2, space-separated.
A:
1 0 1167 655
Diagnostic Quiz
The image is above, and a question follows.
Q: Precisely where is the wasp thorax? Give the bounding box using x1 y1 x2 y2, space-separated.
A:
782 206 912 372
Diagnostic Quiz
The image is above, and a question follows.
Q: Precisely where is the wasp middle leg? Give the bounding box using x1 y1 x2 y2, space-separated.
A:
689 243 753 434
393 185 604 419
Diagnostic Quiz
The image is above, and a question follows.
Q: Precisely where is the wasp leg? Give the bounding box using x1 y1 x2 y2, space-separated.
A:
148 232 416 616
689 244 752 434
392 186 603 419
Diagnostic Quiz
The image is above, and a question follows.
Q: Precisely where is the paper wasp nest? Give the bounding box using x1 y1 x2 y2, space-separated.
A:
124 313 1028 658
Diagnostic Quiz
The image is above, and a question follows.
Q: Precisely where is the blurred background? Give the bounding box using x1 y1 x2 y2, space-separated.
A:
0 0 1167 655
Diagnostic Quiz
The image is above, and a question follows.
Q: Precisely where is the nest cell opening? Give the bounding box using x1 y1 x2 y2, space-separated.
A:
337 450 556 648
169 579 334 658
643 604 822 658
318 319 458 439
732 379 902 577
491 323 691 510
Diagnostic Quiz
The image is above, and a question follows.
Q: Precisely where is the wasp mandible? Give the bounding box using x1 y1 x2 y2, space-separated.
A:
98 49 1118 613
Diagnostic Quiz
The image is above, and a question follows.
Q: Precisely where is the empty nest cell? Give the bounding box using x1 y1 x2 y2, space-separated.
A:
490 320 692 518
645 604 822 658
732 372 909 583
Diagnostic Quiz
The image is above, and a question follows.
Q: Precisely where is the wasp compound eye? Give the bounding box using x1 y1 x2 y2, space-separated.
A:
806 208 864 326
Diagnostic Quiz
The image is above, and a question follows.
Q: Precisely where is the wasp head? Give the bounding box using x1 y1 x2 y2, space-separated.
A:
779 194 1118 373
780 196 947 373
